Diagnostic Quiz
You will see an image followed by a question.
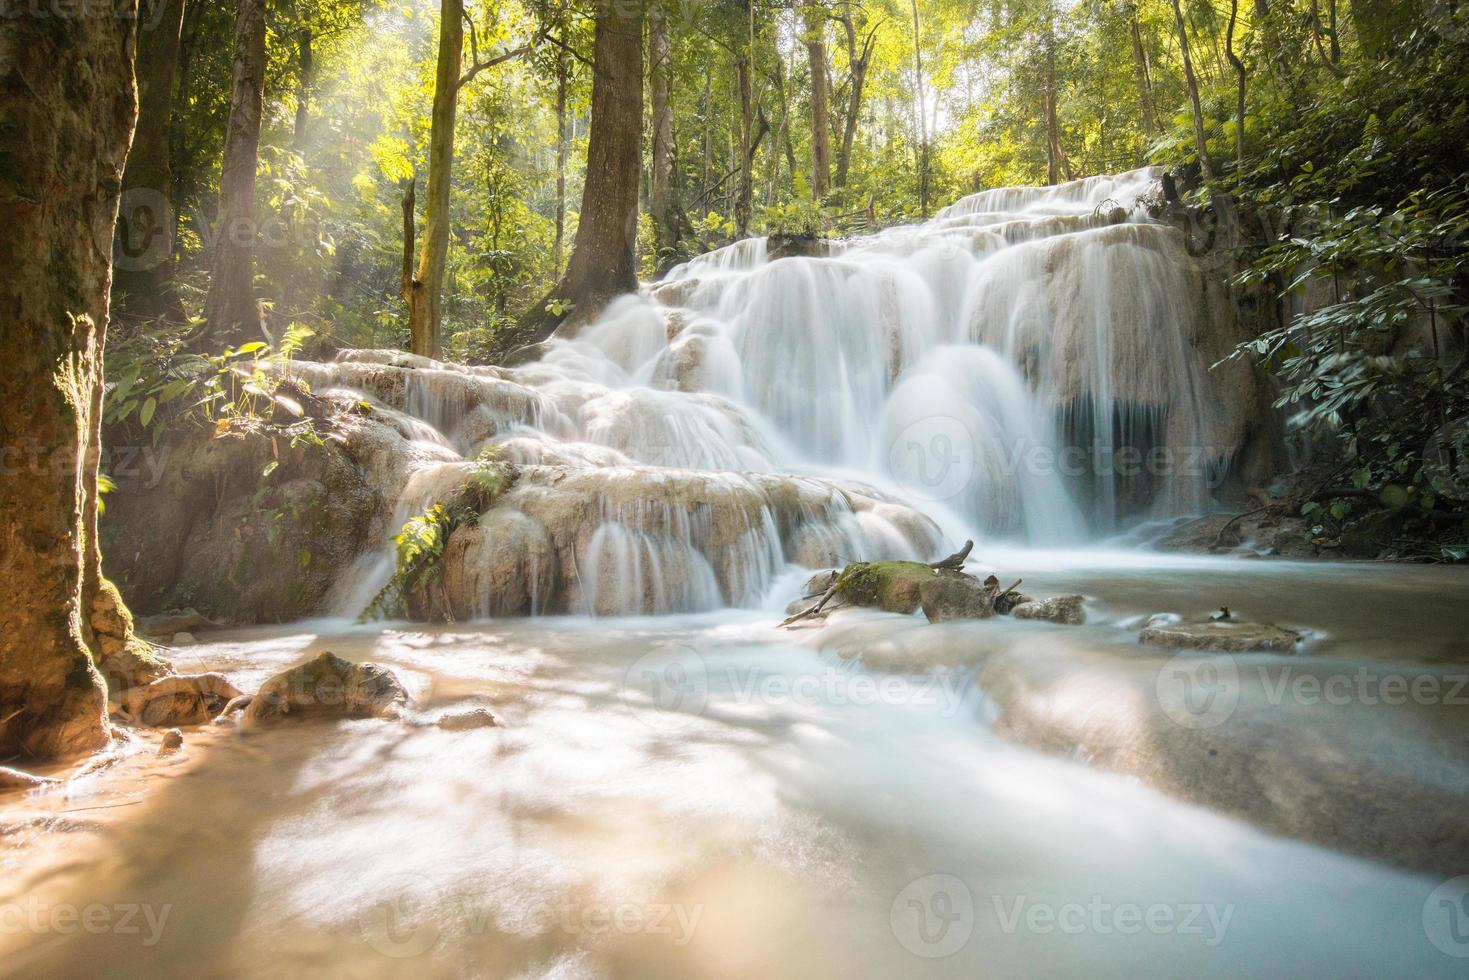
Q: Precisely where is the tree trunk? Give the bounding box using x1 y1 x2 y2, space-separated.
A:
294 26 314 148
203 0 267 346
649 1 687 268
0 0 139 761
734 17 754 238
406 0 464 361
114 0 187 322
805 0 831 199
1225 0 1248 167
909 0 929 214
1127 0 1158 137
491 0 643 362
834 7 873 190
1170 0 1217 183
554 48 568 274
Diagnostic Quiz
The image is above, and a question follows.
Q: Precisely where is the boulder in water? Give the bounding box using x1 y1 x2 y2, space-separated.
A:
1010 595 1087 625
118 674 243 727
1138 616 1300 652
834 561 937 614
436 707 499 730
0 767 59 792
244 652 410 722
919 572 996 623
136 607 217 639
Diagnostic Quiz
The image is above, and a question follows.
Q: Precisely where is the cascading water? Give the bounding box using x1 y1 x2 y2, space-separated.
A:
284 168 1263 617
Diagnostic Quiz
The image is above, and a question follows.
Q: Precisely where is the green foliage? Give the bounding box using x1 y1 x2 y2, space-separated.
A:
105 322 317 445
360 460 517 620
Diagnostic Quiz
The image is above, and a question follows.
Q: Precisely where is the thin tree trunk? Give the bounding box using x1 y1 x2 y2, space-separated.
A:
203 0 267 346
115 0 187 321
649 1 687 266
293 26 313 147
1169 0 1217 183
909 0 928 214
0 0 138 760
554 49 568 274
1127 0 1158 137
734 2 755 238
700 61 713 203
400 177 416 303
1225 0 1248 167
406 0 464 360
805 0 831 199
835 7 873 190
494 0 643 361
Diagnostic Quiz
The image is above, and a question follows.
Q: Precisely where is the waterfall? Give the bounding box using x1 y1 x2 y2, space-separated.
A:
284 167 1261 617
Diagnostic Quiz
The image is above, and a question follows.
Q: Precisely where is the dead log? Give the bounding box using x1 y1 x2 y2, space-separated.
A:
929 540 973 571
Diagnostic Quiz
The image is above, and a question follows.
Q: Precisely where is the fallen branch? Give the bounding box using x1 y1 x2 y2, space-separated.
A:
929 540 973 571
780 584 839 627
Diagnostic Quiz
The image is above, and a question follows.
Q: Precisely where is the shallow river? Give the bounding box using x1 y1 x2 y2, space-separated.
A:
3 554 1468 978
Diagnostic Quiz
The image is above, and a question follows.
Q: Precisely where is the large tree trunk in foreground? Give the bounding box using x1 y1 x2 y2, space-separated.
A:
0 1 139 761
203 0 267 347
488 1 643 363
114 0 187 322
405 0 463 361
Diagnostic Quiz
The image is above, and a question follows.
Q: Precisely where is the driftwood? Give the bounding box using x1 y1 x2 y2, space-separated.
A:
779 584 839 627
928 540 973 571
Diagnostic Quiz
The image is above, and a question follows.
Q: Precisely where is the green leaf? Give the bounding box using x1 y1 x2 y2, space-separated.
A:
139 397 157 428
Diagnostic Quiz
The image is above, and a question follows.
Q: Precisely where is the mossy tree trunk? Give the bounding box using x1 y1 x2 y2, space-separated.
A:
0 0 140 760
405 0 463 361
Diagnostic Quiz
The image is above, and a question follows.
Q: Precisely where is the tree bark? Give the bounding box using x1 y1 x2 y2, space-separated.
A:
0 0 138 760
805 0 831 199
492 0 643 362
114 0 187 322
202 0 268 346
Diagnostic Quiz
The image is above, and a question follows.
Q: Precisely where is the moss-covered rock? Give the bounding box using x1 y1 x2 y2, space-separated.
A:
919 572 996 623
834 560 939 614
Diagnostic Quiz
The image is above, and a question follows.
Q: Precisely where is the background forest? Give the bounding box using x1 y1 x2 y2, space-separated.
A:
107 0 1469 546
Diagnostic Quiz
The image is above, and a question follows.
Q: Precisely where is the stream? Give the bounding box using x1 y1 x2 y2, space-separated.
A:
3 555 1466 977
